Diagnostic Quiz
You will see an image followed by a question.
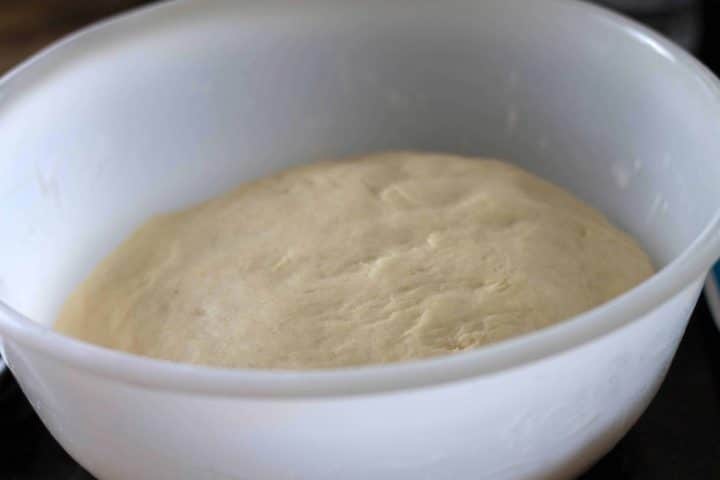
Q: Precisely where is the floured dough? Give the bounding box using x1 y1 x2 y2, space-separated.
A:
55 152 654 369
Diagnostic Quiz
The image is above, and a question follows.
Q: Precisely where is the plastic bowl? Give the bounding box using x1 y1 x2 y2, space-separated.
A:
1 1 720 478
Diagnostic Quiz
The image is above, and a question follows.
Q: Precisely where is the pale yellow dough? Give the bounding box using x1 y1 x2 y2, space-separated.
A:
55 152 654 369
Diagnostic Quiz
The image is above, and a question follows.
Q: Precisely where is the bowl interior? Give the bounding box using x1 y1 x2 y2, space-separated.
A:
1 0 720 327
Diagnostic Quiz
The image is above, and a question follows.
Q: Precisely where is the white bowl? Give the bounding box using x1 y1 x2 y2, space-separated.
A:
1 1 720 478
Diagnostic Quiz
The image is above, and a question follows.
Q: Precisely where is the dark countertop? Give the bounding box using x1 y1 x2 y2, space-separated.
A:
1 1 720 478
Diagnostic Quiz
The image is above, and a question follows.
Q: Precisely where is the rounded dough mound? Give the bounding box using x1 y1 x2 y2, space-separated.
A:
55 152 654 369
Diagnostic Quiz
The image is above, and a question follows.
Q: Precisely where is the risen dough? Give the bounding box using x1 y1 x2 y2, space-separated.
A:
55 152 654 369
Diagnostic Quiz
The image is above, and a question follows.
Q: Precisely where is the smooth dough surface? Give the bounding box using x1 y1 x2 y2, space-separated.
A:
55 152 654 369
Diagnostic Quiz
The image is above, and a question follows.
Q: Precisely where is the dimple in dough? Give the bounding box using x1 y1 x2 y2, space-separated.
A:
55 152 655 369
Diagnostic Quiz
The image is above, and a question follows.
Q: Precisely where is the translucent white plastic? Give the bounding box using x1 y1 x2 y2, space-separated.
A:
1 1 720 478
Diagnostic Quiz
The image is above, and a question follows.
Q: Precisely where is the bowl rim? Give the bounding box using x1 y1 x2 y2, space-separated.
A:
1 0 720 398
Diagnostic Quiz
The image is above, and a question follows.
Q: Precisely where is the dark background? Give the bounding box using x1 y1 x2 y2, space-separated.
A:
1 1 719 478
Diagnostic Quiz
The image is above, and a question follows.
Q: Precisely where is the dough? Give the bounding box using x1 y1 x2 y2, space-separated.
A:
55 152 654 369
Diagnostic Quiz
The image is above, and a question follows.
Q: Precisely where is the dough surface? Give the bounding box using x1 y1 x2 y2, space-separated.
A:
55 152 654 369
